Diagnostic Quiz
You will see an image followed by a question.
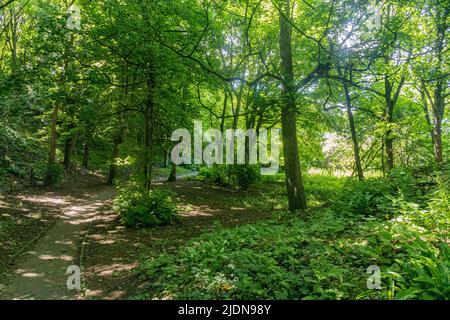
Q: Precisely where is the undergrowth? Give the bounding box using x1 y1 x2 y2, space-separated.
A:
136 170 449 300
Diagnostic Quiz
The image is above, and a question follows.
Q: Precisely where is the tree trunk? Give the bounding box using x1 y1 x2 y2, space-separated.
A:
143 74 155 190
45 103 59 186
63 126 75 171
339 66 364 181
63 137 74 170
82 139 90 169
163 150 168 168
385 129 394 171
344 85 364 180
107 131 123 186
421 82 436 148
278 0 307 212
433 85 444 164
168 162 177 182
432 12 446 165
45 29 74 185
384 76 395 172
9 5 18 73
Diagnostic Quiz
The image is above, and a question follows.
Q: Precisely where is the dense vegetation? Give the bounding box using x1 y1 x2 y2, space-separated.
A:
138 171 449 300
0 0 448 300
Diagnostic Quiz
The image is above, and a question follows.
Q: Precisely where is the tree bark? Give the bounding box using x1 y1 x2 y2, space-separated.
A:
63 124 75 170
384 75 395 172
431 11 447 165
63 136 74 170
433 85 444 164
168 162 177 182
384 73 405 172
45 27 75 185
278 0 307 212
45 103 59 186
143 72 155 190
82 139 90 169
342 79 364 180
337 65 364 180
421 82 436 148
107 131 123 186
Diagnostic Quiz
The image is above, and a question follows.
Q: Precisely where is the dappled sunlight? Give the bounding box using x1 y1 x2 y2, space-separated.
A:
21 272 44 278
181 209 214 217
84 289 104 299
93 262 138 278
38 254 74 262
0 186 116 300
16 194 68 206
98 239 115 245
107 291 126 300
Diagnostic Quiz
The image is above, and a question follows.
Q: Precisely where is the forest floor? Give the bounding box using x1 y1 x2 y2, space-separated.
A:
0 170 275 300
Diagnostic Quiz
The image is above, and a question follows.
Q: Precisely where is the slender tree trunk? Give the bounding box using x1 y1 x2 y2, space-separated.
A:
45 28 75 185
63 136 74 170
45 103 59 186
278 0 307 212
63 124 75 170
220 91 228 133
168 162 177 182
384 76 395 172
385 126 394 171
343 86 364 180
143 74 155 190
339 66 364 180
421 82 436 148
82 139 90 169
431 12 446 164
433 84 444 164
48 105 58 165
143 107 153 189
9 6 18 73
107 131 123 186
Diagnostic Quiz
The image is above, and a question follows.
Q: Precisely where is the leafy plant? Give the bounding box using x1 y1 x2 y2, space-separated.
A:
45 163 64 186
137 175 449 300
199 165 260 190
114 183 179 228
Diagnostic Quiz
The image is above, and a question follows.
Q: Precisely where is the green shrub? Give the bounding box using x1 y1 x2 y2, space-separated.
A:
0 125 46 185
337 178 395 215
45 163 64 186
228 165 261 190
113 183 179 228
389 167 421 199
199 165 260 190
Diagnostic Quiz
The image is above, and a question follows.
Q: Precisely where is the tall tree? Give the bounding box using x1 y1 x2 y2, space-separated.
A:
278 0 307 211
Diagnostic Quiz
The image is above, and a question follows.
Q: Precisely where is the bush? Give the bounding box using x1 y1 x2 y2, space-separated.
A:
113 184 179 228
337 178 395 215
388 167 420 199
0 125 46 186
199 165 260 190
45 163 64 186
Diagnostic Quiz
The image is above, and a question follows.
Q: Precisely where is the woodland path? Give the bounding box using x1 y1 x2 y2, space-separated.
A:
0 185 114 300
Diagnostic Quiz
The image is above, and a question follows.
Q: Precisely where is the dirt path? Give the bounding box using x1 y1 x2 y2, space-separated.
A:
0 186 114 300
